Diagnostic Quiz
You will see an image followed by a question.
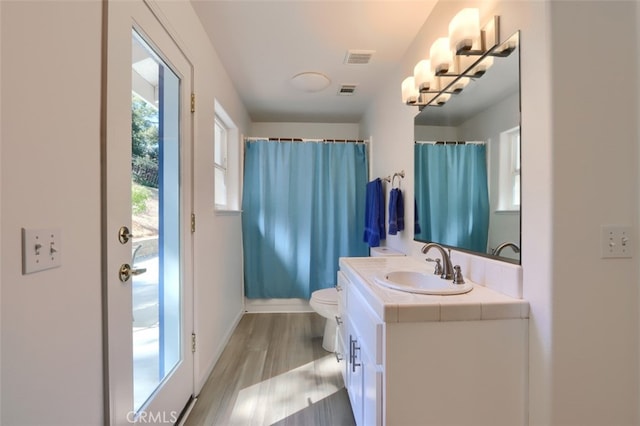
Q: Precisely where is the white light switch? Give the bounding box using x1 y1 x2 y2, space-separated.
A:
601 225 633 259
22 228 62 274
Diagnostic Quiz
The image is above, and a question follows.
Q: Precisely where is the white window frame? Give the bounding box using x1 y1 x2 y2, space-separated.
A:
214 100 240 212
510 129 521 208
497 126 521 211
214 116 228 208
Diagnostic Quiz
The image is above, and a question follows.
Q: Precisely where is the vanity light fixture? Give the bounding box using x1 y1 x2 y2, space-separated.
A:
440 76 469 94
402 9 515 108
449 8 482 54
413 60 435 92
430 37 453 75
434 93 450 106
401 76 419 104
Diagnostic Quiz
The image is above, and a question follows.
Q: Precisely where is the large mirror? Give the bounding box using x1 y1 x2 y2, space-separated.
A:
414 31 521 263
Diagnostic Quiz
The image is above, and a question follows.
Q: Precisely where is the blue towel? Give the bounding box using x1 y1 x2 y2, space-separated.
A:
414 197 421 234
397 190 405 232
363 178 385 247
388 188 405 235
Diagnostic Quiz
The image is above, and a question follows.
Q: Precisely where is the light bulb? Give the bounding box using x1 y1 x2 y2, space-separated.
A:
430 37 453 75
449 8 481 53
414 60 435 92
401 76 418 104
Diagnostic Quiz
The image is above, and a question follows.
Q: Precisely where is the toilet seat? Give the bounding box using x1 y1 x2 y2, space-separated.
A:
311 288 338 305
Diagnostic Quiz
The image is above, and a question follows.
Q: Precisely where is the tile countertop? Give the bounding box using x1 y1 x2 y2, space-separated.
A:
339 256 529 323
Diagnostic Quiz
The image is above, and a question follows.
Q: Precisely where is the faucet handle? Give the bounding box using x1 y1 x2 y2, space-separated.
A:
452 265 465 285
426 258 443 275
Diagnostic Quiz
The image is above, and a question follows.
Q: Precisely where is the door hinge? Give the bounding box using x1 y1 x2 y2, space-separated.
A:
191 93 195 113
191 333 197 353
191 213 196 233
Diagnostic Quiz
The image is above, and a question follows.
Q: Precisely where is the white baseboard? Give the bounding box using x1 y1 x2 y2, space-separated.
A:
194 308 244 395
244 298 313 313
177 397 197 426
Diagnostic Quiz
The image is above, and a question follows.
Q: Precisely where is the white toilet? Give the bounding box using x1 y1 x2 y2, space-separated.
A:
310 246 404 352
309 287 340 352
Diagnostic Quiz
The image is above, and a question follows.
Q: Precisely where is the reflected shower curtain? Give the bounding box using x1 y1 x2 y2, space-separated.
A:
242 139 369 299
414 143 489 252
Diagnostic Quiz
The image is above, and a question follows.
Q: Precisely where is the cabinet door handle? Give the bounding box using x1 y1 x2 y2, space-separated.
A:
350 335 361 372
335 315 343 325
349 335 354 365
335 352 344 363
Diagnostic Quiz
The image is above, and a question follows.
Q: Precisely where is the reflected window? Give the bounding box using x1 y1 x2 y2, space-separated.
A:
498 126 520 211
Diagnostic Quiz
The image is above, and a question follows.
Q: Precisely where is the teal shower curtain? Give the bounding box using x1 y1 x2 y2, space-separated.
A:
242 139 369 299
414 143 489 253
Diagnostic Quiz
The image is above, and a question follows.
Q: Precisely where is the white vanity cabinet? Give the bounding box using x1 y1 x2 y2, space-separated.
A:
335 272 348 384
338 257 529 426
339 271 383 425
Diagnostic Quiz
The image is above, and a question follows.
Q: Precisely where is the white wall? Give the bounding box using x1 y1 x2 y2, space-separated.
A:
362 0 639 425
548 2 638 424
414 124 458 141
1 2 104 424
251 122 360 140
0 0 4 420
1 0 249 423
637 3 640 424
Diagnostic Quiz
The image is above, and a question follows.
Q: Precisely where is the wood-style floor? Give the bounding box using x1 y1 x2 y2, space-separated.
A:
184 313 356 426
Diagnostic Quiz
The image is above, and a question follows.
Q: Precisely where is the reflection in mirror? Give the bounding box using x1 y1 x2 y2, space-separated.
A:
414 31 521 263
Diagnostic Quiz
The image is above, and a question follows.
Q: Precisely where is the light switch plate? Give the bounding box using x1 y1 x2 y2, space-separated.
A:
22 228 62 274
601 225 633 259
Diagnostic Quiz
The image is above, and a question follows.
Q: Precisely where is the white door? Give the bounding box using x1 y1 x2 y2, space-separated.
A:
103 1 194 423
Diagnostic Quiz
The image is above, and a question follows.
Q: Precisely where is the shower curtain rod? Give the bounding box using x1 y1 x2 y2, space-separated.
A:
415 140 486 145
245 137 368 144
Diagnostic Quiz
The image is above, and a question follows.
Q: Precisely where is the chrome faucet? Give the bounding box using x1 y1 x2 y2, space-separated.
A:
421 243 454 280
492 242 521 257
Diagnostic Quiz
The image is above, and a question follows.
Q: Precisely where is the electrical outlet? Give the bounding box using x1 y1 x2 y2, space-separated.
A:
601 225 633 259
22 228 62 274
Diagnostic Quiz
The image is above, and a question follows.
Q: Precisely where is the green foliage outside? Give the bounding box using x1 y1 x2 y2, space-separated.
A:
132 94 159 159
132 183 151 215
131 94 158 214
132 94 159 189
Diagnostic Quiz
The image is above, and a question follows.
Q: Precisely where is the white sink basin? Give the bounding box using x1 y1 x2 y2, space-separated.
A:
375 271 473 295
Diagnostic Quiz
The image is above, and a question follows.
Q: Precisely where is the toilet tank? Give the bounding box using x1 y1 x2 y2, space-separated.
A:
370 246 405 257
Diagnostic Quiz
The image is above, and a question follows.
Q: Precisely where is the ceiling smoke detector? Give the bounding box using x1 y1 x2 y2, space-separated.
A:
338 84 357 96
344 50 375 65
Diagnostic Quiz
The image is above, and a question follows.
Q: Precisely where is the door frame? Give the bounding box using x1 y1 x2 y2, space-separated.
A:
101 0 195 423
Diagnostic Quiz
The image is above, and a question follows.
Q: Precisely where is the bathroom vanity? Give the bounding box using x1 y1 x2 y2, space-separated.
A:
336 256 528 426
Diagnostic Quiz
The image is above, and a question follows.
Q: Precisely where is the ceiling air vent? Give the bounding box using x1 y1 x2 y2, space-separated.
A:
344 50 375 65
338 84 357 96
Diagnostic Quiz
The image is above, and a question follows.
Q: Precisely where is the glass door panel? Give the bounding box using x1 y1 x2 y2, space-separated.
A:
131 31 182 413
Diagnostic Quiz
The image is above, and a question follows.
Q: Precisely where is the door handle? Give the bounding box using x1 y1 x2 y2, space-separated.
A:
118 226 136 244
119 263 147 282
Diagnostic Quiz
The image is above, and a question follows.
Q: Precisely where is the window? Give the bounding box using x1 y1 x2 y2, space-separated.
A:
214 100 239 211
214 117 228 208
497 126 521 211
511 130 521 207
